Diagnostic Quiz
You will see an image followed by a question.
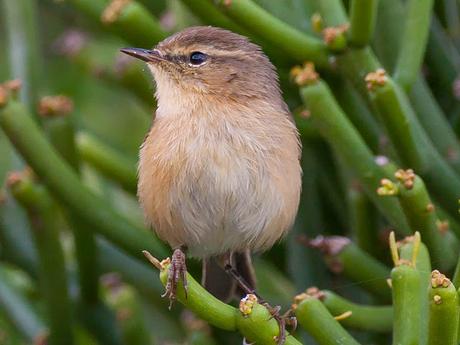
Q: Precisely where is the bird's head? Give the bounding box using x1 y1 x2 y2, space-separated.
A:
120 26 280 103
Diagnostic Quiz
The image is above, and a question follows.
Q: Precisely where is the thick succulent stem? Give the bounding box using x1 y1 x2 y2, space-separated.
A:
391 264 422 345
348 0 378 47
0 266 45 342
155 258 301 345
67 0 167 47
212 0 329 66
294 292 361 345
0 99 167 260
9 173 75 345
393 0 434 91
298 79 410 234
321 290 393 333
41 103 100 305
427 271 459 345
1 0 42 109
306 235 391 301
76 132 137 194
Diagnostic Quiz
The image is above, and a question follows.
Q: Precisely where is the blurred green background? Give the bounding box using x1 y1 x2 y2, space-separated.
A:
2 0 460 344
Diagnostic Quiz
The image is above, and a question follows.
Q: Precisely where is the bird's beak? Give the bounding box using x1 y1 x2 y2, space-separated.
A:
120 47 164 62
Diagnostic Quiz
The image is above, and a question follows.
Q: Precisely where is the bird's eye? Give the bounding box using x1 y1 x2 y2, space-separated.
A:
189 51 207 66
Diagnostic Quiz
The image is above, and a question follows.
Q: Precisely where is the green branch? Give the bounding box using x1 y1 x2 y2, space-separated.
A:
0 99 167 261
212 0 329 67
307 235 391 301
41 102 100 305
390 232 431 345
332 79 381 153
298 78 410 234
9 173 75 345
321 290 392 333
67 0 168 47
0 197 38 278
379 172 457 270
348 184 380 257
409 77 460 174
315 0 348 26
391 264 422 345
393 0 434 90
428 271 459 345
0 266 45 342
76 132 137 194
1 0 42 109
348 0 378 47
150 257 301 345
370 78 426 171
368 75 460 219
294 292 361 345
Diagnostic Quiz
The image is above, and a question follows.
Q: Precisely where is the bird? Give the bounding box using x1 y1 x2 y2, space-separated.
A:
121 26 301 343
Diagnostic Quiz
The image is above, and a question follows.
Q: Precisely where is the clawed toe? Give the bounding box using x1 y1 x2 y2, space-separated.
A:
264 304 296 345
162 248 188 309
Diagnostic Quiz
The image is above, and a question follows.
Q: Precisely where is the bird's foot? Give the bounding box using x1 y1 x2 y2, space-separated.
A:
263 303 297 345
161 248 188 309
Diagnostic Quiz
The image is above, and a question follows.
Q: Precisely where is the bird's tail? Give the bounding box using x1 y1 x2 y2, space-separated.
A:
202 250 256 302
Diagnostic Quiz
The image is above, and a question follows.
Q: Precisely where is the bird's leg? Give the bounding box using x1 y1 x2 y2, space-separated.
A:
162 246 188 309
224 263 259 298
224 254 296 345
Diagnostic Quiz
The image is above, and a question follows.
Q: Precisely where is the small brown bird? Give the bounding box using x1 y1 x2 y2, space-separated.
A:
121 26 301 339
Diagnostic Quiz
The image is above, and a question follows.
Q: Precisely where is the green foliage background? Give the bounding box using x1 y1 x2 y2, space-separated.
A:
1 0 460 344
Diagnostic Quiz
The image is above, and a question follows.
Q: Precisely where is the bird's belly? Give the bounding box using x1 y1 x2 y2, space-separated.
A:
171 156 282 257
139 143 299 258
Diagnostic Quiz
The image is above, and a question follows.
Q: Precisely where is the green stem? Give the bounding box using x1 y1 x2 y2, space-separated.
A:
348 184 380 257
436 0 460 50
157 264 301 344
391 264 422 345
316 0 348 26
212 0 329 66
427 274 459 345
67 0 168 47
309 236 391 301
0 100 167 261
425 16 460 111
0 197 38 278
10 176 75 345
332 79 381 153
287 143 331 291
395 175 457 271
299 80 411 234
180 0 252 34
397 237 431 345
372 0 404 71
76 132 137 194
452 254 460 288
371 79 426 171
105 285 152 345
43 111 100 304
370 78 460 219
322 290 393 333
336 23 460 220
409 77 460 174
393 0 434 91
0 266 45 342
1 0 42 109
295 295 361 345
98 240 166 306
348 0 378 47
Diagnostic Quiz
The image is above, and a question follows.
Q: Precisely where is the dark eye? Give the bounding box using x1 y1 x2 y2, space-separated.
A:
189 51 207 65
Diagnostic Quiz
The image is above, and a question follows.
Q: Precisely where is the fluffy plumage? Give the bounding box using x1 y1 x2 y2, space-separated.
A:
137 26 301 258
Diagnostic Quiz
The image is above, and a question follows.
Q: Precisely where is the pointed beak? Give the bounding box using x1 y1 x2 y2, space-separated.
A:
120 47 164 62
